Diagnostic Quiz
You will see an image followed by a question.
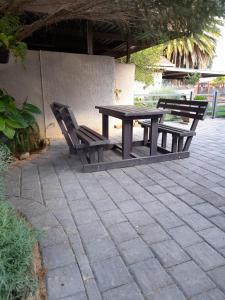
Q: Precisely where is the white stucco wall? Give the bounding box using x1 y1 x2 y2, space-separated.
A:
0 50 135 139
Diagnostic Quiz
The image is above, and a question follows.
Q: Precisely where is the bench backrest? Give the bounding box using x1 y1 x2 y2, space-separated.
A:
157 99 208 131
51 102 80 149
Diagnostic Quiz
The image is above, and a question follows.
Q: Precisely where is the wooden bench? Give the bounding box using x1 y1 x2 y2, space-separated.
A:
51 102 110 164
139 99 208 153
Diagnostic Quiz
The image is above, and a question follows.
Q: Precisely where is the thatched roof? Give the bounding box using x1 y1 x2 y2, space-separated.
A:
1 0 225 57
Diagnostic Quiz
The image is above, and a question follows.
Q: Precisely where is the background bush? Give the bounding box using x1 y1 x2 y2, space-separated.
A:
0 145 39 300
0 201 39 300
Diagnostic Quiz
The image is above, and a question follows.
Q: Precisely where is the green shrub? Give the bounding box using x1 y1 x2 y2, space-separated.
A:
0 144 10 199
0 201 39 300
194 95 207 100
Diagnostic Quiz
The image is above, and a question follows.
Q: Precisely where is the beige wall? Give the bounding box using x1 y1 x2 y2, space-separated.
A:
0 50 135 139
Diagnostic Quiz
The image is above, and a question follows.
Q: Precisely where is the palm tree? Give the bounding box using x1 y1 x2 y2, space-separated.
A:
164 19 223 69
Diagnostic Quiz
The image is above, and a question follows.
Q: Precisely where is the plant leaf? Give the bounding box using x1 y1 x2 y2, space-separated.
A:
0 101 5 112
21 111 35 126
5 118 25 129
3 126 15 139
23 103 41 114
0 118 5 131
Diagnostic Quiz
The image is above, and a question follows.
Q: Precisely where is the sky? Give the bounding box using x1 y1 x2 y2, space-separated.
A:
212 25 225 71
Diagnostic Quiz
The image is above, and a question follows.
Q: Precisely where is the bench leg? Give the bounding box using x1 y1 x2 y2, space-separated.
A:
143 127 148 145
77 149 88 165
172 135 178 153
183 136 193 152
178 137 184 152
161 132 167 148
98 147 104 162
89 148 96 164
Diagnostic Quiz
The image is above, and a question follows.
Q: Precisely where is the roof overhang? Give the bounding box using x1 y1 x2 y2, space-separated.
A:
1 1 225 58
162 67 225 80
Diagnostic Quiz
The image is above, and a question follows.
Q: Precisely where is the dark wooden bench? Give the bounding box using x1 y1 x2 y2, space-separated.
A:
139 99 208 153
51 102 110 164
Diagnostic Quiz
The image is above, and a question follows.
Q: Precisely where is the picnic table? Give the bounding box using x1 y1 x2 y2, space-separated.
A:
95 105 168 159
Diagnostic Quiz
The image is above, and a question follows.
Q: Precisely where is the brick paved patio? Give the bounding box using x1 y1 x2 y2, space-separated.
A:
5 118 225 300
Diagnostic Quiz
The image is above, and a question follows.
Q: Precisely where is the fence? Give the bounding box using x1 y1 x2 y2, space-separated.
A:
134 91 225 119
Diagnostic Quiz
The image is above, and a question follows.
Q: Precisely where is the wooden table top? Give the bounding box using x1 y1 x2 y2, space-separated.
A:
95 105 169 119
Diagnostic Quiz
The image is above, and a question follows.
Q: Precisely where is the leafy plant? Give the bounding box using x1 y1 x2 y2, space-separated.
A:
0 89 41 139
0 201 39 300
194 95 207 100
0 15 27 62
211 76 225 85
0 144 10 200
184 73 201 86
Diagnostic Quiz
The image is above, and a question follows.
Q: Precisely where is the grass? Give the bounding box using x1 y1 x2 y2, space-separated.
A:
0 201 39 300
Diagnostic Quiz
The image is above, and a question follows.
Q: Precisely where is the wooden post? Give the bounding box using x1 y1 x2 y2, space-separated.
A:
212 91 218 119
87 21 93 55
190 91 193 101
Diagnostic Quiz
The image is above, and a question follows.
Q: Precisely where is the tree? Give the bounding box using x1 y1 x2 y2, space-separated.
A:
129 46 163 86
0 1 225 46
163 19 223 69
211 76 225 85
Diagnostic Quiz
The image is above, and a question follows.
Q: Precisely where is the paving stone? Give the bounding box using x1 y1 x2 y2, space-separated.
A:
40 226 68 248
154 211 184 229
47 263 85 300
167 186 188 196
130 258 173 296
102 283 144 300
92 198 117 213
84 237 118 263
42 242 75 270
61 292 88 300
78 221 109 244
186 242 225 271
208 266 225 292
145 185 166 195
146 284 187 300
138 223 170 245
168 225 202 248
194 203 222 218
92 256 132 292
168 201 195 216
190 288 225 300
169 261 216 298
73 208 99 225
179 192 205 206
138 178 155 187
109 221 138 244
210 214 225 231
156 192 179 206
119 237 154 265
69 198 93 212
68 233 85 257
126 210 155 228
84 278 102 300
199 227 225 249
158 178 177 188
100 209 127 226
76 253 95 281
151 240 190 268
30 212 59 230
182 213 213 231
143 201 169 215
117 199 142 213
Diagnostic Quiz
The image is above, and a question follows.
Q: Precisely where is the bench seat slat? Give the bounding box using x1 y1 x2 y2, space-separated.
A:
139 121 196 137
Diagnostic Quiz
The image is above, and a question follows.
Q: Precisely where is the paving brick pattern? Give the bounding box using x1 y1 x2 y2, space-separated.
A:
5 118 225 299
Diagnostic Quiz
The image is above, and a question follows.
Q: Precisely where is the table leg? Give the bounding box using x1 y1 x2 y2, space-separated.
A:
122 119 133 159
149 116 159 156
102 114 109 138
